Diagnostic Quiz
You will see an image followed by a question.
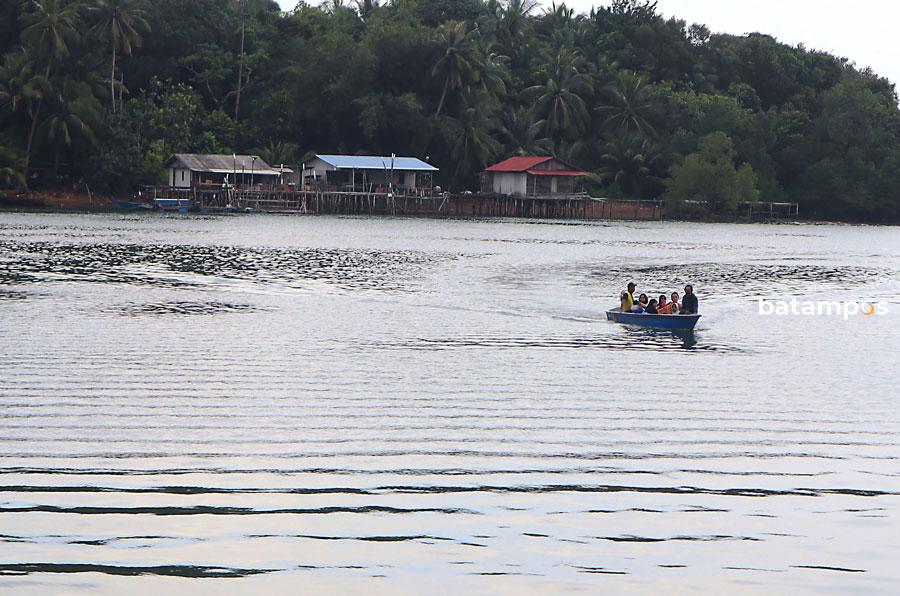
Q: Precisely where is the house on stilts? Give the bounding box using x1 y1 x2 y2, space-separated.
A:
166 154 293 190
480 156 588 198
302 154 438 196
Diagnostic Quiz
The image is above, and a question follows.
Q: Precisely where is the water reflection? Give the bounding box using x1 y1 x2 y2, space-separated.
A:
0 214 898 591
0 289 28 300
116 301 267 316
602 262 894 298
0 563 275 578
390 329 717 352
621 326 699 349
0 240 452 294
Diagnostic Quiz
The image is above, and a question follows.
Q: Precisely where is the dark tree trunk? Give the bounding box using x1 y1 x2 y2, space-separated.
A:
23 64 52 190
234 20 245 123
436 77 449 116
110 43 117 113
53 142 61 180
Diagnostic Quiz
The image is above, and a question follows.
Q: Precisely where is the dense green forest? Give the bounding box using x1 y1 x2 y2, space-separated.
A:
1 0 899 221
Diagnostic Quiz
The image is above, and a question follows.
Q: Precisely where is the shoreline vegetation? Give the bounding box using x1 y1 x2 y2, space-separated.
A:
1 0 899 223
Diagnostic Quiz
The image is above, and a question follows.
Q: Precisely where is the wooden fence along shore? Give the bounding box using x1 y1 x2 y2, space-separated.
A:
154 187 799 222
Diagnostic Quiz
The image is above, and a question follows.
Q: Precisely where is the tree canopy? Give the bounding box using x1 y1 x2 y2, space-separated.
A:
666 131 759 211
0 0 899 221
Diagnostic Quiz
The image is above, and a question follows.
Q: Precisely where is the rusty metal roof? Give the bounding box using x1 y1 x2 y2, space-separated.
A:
485 156 553 172
485 156 586 175
167 154 284 176
526 169 588 177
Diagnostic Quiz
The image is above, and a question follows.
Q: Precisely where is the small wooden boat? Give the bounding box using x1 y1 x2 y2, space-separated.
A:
154 198 191 213
606 308 701 330
115 199 153 211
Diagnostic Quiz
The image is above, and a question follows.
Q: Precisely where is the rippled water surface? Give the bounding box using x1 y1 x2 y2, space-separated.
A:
1 212 899 593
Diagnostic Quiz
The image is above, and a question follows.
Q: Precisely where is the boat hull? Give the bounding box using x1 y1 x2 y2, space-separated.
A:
115 200 153 211
606 309 700 330
154 198 192 213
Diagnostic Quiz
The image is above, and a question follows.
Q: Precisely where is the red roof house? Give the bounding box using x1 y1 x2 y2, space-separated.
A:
482 156 588 197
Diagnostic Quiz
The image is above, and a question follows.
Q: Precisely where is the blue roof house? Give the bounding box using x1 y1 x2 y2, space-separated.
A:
303 154 438 194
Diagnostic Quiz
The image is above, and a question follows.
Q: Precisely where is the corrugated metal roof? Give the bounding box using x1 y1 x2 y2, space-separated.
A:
167 154 284 176
316 154 438 171
526 169 588 177
485 156 553 172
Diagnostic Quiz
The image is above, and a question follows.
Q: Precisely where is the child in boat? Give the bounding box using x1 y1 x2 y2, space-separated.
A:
668 291 681 313
644 299 659 314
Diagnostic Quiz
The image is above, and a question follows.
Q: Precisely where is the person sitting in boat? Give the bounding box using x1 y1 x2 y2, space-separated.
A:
630 293 649 313
656 294 674 314
680 285 699 314
620 282 636 312
644 299 659 314
669 291 681 313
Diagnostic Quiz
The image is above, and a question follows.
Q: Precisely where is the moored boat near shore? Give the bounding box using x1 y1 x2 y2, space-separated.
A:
154 198 192 213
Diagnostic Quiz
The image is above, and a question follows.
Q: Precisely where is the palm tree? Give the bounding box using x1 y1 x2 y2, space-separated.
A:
478 51 509 102
538 2 577 47
20 0 81 70
526 48 593 145
597 71 658 136
234 0 250 123
252 139 298 168
475 0 502 46
40 78 101 178
597 131 663 198
558 137 593 168
442 95 502 187
496 0 538 67
90 0 149 113
19 0 82 187
543 1 575 25
0 51 47 123
0 52 48 185
0 144 26 188
500 107 551 156
432 21 483 116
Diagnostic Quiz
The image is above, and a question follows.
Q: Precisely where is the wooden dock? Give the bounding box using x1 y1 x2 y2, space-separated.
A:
154 187 795 222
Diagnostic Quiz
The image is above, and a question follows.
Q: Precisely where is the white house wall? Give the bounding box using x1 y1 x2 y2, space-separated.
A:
170 168 191 188
492 172 527 196
305 157 332 182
